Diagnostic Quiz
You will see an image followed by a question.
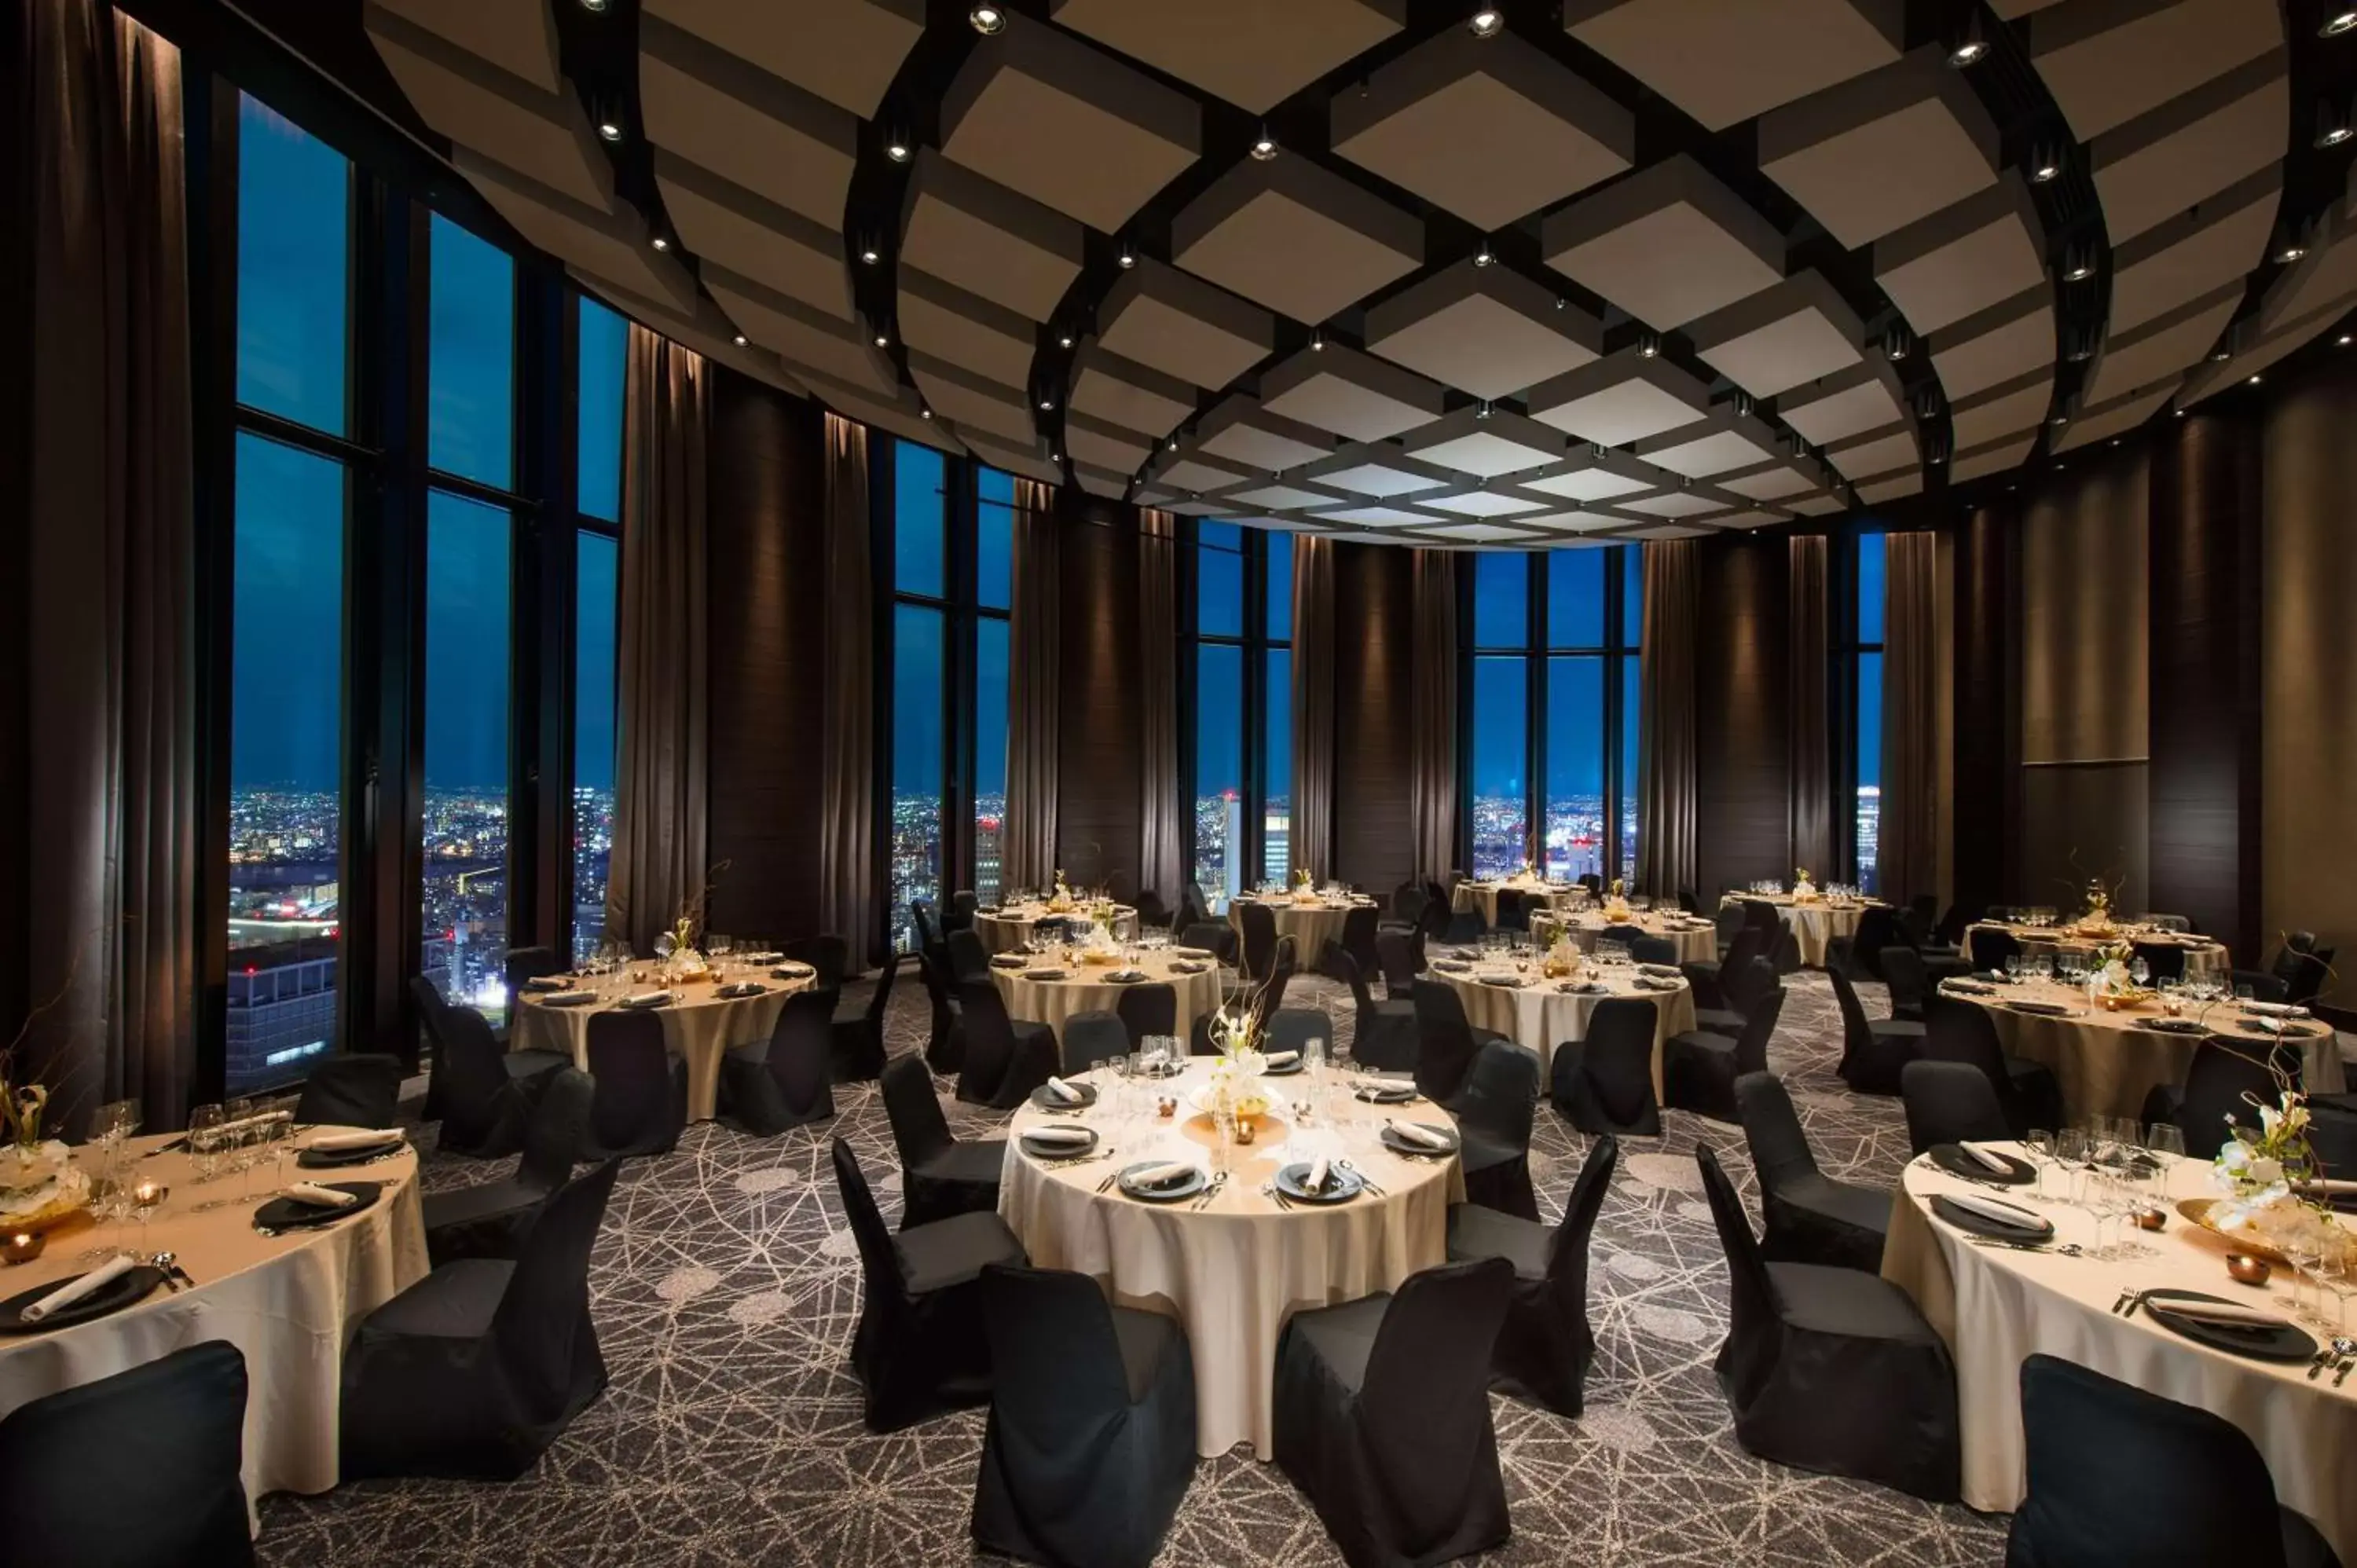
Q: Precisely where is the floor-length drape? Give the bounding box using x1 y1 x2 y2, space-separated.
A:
1137 510 1183 903
816 414 876 961
1881 531 1941 907
1788 535 1832 881
609 328 711 957
1289 537 1336 881
1003 478 1060 892
1637 541 1699 900
11 0 196 1131
1409 550 1460 881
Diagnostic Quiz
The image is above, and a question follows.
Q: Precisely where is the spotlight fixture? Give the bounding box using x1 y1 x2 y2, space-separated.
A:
1637 331 1660 359
1475 399 1494 420
2340 335 2353 346
651 235 670 251
1882 323 1913 361
2249 373 2264 385
2064 327 2095 364
1058 333 1075 349
579 0 608 11
970 5 1006 35
596 114 624 144
2275 223 2310 263
1168 438 1179 452
860 247 881 264
1310 328 1325 352
2209 346 2232 362
1251 126 1278 161
2062 243 2095 281
1946 14 1989 66
2278 242 2308 263
2324 8 2357 36
2029 141 2063 183
1039 398 1055 412
732 334 747 347
1469 6 1504 38
1553 296 1567 311
874 332 889 347
2174 407 2186 417
1117 244 1135 269
919 407 933 420
1472 239 1495 267
2317 96 2353 147
1731 390 1755 420
885 137 911 163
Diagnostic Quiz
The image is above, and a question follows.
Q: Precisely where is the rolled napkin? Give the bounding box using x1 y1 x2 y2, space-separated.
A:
1174 947 1212 960
2150 1298 2291 1328
621 991 670 1008
1392 1120 1453 1149
990 954 1028 969
285 1181 359 1211
22 1255 137 1323
1261 1050 1298 1068
1306 1155 1330 1193
1943 1191 2047 1229
521 976 570 991
1044 1076 1083 1104
1959 1140 2014 1174
306 1129 403 1152
1024 1126 1093 1148
1128 1161 1194 1189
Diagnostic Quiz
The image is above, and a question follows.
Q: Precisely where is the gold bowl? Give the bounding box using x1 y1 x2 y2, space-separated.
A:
2177 1197 2357 1267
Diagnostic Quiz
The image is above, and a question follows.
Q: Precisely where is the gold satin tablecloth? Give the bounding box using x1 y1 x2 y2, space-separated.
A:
512 973 814 1121
990 949 1226 1042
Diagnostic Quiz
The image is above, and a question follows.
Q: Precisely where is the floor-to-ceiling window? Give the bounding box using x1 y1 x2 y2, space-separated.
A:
1263 538 1292 883
1469 554 1531 877
571 299 625 962
1619 544 1644 885
1182 522 1295 904
1545 550 1607 884
973 468 1014 904
889 442 951 947
1849 532 1887 893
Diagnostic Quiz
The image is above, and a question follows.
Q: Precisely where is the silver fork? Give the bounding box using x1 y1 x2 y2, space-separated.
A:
1335 1159 1387 1196
1189 1172 1230 1211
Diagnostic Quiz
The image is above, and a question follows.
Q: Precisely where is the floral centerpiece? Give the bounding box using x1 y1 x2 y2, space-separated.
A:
1543 931 1582 980
2081 939 2150 1010
2068 877 2120 938
1197 1000 1272 1122
1045 870 1074 914
1791 866 1820 902
1600 876 1633 924
2202 1077 2355 1266
1290 866 1324 904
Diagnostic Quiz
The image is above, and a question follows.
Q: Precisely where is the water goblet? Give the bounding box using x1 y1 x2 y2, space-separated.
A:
2004 955 2021 980
2129 956 2150 987
132 1180 169 1260
2025 1129 2056 1197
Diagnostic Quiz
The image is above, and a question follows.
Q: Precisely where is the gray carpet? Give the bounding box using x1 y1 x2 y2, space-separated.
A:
255 971 2011 1566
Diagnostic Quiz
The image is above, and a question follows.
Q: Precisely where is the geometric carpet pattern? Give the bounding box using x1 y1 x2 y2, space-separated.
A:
254 971 2011 1566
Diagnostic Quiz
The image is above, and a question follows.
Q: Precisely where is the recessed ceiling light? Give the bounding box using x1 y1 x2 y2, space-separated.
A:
1058 334 1074 349
1039 399 1054 412
2209 346 2232 362
1637 332 1660 359
2278 243 2309 263
1469 7 1504 38
732 334 746 346
1475 399 1493 421
1117 245 1135 269
651 236 669 251
2325 126 2355 148
2249 374 2263 385
2050 413 2069 426
860 247 880 264
1472 240 1495 268
970 5 1005 35
874 334 889 347
2324 9 2357 36
885 141 911 163
2064 260 2094 281
596 119 623 143
2340 335 2352 346
579 0 607 11
1946 16 1989 66
1250 127 1278 161
919 408 933 420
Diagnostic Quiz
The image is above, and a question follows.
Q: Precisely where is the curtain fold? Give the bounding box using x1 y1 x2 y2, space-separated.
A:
1137 510 1183 903
1787 535 1832 881
609 328 711 958
1003 478 1060 892
1289 536 1336 881
1409 549 1460 882
13 0 196 1130
1882 531 1941 907
815 414 876 961
1637 540 1699 900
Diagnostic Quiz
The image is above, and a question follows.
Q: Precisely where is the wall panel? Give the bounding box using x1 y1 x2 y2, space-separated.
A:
1332 541 1415 896
1695 534 1790 899
1054 501 1142 894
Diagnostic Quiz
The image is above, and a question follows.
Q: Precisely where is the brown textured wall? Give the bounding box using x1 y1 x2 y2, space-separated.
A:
1952 502 2018 915
1054 500 1142 896
1695 533 1790 899
1331 541 1415 896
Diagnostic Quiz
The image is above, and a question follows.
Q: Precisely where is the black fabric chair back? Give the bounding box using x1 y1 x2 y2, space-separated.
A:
2132 940 2188 984
490 1159 623 1407
1695 1145 1780 1388
1455 1040 1538 1151
434 996 526 1150
1733 984 1785 1077
519 1066 596 1192
2176 1039 2303 1160
1115 981 1176 1046
1882 945 1931 1013
882 1054 955 1173
1391 882 1428 925
1924 997 2018 1105
1494 888 1531 932
1968 926 2022 973
2282 951 2330 1005
1600 922 1644 947
1062 1011 1131 1075
1742 899 1782 938
504 946 563 1012
958 978 1028 1094
1263 1007 1329 1059
1258 936 1299 1019
1736 1072 1823 1192
2234 968 2293 1004
946 927 991 984
1237 901 1278 984
410 973 456 1049
911 900 940 955
1901 1060 2010 1155
295 1052 405 1129
1375 927 1423 995
754 989 836 1121
1330 944 1377 1015
864 953 900 1026
915 950 964 1073
2010 1354 2300 1568
585 1007 683 1156
784 932 850 988
1420 882 1451 940
980 1263 1140 1447
1339 904 1381 980
1714 899 1749 951
832 1136 907 1311
945 891 978 932
1178 921 1233 962
1827 966 1876 1053
0 1340 254 1567
1716 933 1768 1008
1677 887 1702 914
1849 906 1900 980
1630 934 1678 966
1410 980 1484 1103
1580 998 1662 1130
1578 873 1602 897
1552 1135 1618 1300
1356 1257 1516 1489
1133 888 1172 931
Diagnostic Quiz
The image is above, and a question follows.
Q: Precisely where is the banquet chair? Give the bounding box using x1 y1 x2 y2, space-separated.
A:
426 980 569 1158
1175 883 1211 935
945 891 978 934
1695 1145 1959 1500
1133 887 1173 932
1178 920 1236 967
1237 900 1279 984
422 1066 596 1265
1446 1135 1616 1417
1115 981 1176 1047
1685 932 1768 1031
1828 967 1925 1096
1846 906 1900 982
1677 887 1702 914
882 1055 1007 1228
1265 1006 1333 1061
955 980 1058 1109
1494 888 1532 933
973 1264 1197 1568
1879 943 1934 1023
1329 947 1417 1071
946 927 994 987
911 899 944 963
0 1340 254 1568
1968 925 2023 973
2138 911 2194 933
783 932 851 989
2131 940 2188 984
1453 1039 1544 1221
2007 1354 2339 1568
1712 899 1747 956
1061 1011 1131 1075
1375 926 1424 1000
1630 934 1680 967
1442 907 1489 945
1736 1072 1890 1273
830 955 896 1083
1409 980 1508 1104
1900 1060 2011 1156
1391 881 1428 925
2234 968 2294 1004
1548 996 1662 1136
1419 884 1453 943
1578 873 1603 897
2143 1039 2303 1162
915 950 966 1074
1274 1257 1515 1568
718 990 836 1135
833 1137 1026 1432
1338 903 1383 984
2282 952 2330 1006
1923 997 2064 1138
295 1051 406 1129
1663 984 1787 1124
503 946 565 1017
585 1007 691 1156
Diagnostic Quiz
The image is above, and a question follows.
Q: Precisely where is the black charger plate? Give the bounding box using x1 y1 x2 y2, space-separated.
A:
1030 1082 1098 1110
1275 1163 1362 1204
0 1266 167 1333
1930 1143 2036 1185
254 1181 383 1232
1929 1193 2054 1241
2139 1289 2315 1362
296 1138 407 1170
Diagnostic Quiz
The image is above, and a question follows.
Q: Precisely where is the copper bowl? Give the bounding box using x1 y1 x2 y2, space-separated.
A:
0 1231 46 1266
2134 1206 2168 1233
2225 1253 2273 1287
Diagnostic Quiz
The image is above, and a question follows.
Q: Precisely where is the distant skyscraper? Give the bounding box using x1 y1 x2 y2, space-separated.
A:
1856 785 1881 893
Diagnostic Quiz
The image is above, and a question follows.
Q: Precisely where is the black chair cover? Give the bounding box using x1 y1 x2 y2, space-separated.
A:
720 989 837 1135
503 945 564 1017
423 1065 596 1264
955 980 1058 1108
783 932 850 988
833 1137 1026 1431
915 950 966 1073
1115 981 1177 1046
1664 984 1786 1123
1881 943 1934 1022
1391 881 1428 925
584 1007 691 1156
1410 979 1494 1104
1264 1006 1332 1060
946 927 993 987
1684 925 1765 1021
1901 1060 2013 1154
430 983 566 1157
830 956 895 1083
295 1052 405 1129
1133 888 1173 931
0 1340 253 1567
1494 888 1531 932
2129 939 2188 984
1549 996 1662 1136
1846 906 1900 980
1273 1257 1515 1568
1695 1146 1959 1501
882 1054 1006 1229
945 891 978 933
1375 927 1424 1000
911 899 943 962
1968 925 2023 973
2007 1354 2340 1568
1923 996 2063 1137
2235 967 2294 1004
1737 1072 1890 1272
1338 904 1383 985
1446 1135 1617 1416
341 1160 622 1480
1178 920 1236 965
1330 947 1417 1071
1453 1040 1541 1221
1829 966 1925 1095
972 1266 1197 1568
2143 1039 2304 1162
1238 901 1279 984
1061 1011 1131 1074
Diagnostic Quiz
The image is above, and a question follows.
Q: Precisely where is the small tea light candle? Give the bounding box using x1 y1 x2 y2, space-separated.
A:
2 1232 45 1266
132 1181 163 1209
2225 1253 2272 1287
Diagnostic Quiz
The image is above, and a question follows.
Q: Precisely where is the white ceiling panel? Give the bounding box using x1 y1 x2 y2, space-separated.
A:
2256 170 2357 335
1095 259 1275 391
1153 454 1254 495
1872 174 2046 337
1776 361 1906 446
1948 368 2055 451
2029 0 2280 145
1417 488 1555 518
1520 456 1660 501
1854 467 1923 504
1309 503 1444 528
1071 461 1131 500
653 151 852 320
2081 281 2241 407
1363 262 1603 401
2052 379 2179 451
1172 156 1423 325
1619 489 1731 518
571 269 813 401
2182 302 2348 405
1927 285 2056 401
1525 349 1714 446
1062 410 1158 474
1068 339 1198 436
1299 449 1455 497
1541 155 1785 329
908 350 1038 445
1825 420 1918 482
1194 397 1336 473
1633 418 1781 479
640 0 922 119
1220 479 1353 511
1948 431 2038 482
638 16 856 228
2106 165 2279 335
896 266 1038 390
898 149 1085 322
1421 522 1553 544
1049 0 1403 115
704 260 896 394
1564 0 1902 131
1398 408 1567 478
1685 271 1864 397
1718 459 1824 501
1259 344 1448 442
2089 50 2288 244
456 148 692 313
1758 46 1999 249
960 428 1065 485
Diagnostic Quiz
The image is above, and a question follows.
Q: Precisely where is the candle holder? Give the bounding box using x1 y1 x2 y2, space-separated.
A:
2225 1253 2272 1287
2134 1206 2167 1233
2 1231 46 1266
1155 1096 1177 1119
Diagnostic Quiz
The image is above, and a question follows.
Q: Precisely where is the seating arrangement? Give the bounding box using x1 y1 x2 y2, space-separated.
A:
829 954 895 1082
1237 899 1278 984
971 1265 1197 1568
716 989 834 1136
1901 1059 2012 1155
1829 966 1924 1095
1114 980 1176 1046
1409 979 1505 1103
1374 925 1424 1000
914 950 966 1073
1337 904 1382 986
1451 1039 1542 1222
1446 1135 1618 1416
1687 940 1770 1034
1968 925 2022 973
503 944 564 1013
955 980 1058 1108
1328 944 1417 1070
879 1055 1006 1228
1059 1009 1131 1074
1663 983 1787 1123
421 976 569 1157
294 1050 406 1128
1923 996 2063 1138
945 927 992 987
422 1064 596 1264
1879 943 1934 1023
783 932 851 989
1547 996 1662 1136
1737 1072 1890 1273
2143 1039 2304 1161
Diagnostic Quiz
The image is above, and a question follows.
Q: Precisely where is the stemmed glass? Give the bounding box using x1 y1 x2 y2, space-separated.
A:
2316 1247 2355 1342
2024 1128 2056 1198
77 1100 142 1261
132 1180 169 1261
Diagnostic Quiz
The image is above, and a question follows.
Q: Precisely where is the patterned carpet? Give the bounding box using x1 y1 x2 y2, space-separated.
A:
255 971 2012 1567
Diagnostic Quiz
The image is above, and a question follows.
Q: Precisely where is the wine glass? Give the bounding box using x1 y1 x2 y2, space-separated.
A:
2025 1128 2056 1198
2129 955 2150 987
132 1180 169 1260
2004 954 2021 981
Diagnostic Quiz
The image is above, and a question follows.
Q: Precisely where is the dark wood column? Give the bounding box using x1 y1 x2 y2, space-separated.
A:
1332 541 1415 895
1952 500 2018 918
1054 499 1142 894
1695 533 1790 899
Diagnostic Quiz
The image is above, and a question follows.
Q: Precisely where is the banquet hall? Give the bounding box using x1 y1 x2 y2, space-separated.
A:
9 0 2357 1563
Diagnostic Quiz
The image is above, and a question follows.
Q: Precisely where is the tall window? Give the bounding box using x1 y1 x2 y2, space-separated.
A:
1263 540 1292 883
571 299 625 962
1184 523 1288 903
1850 532 1887 893
1544 551 1607 884
973 468 1014 904
1619 545 1643 883
1469 554 1530 877
890 444 950 945
225 96 353 1096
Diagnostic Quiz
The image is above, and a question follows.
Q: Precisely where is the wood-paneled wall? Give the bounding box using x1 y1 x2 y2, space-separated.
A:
1331 541 1415 896
1695 534 1790 898
1053 499 1142 896
1951 503 2017 918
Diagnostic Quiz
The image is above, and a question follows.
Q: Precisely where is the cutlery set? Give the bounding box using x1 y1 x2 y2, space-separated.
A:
2307 1336 2357 1386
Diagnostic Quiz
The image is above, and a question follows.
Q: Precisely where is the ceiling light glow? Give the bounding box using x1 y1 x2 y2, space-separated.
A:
1469 7 1504 38
970 5 1005 35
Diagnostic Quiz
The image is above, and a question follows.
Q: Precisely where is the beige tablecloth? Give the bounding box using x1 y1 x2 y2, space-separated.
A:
1945 978 2346 1125
1226 896 1373 962
1883 1146 2357 1562
1432 965 1696 1091
512 974 813 1122
1965 921 2231 981
991 951 1225 1042
1722 895 1871 968
974 904 1140 954
0 1129 428 1518
999 1061 1464 1458
1450 874 1562 928
1533 910 1717 967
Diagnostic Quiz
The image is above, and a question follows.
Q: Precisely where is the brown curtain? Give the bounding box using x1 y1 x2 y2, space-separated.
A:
1882 531 1941 906
609 327 711 956
1637 540 1699 899
1288 536 1336 881
1787 535 1832 880
1137 509 1183 902
9 0 196 1130
1409 549 1460 881
1003 477 1060 892
816 413 876 959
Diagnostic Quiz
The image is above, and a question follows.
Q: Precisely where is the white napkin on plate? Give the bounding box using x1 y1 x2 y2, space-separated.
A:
306 1129 403 1152
1044 1076 1082 1103
22 1255 136 1323
1306 1156 1330 1193
1959 1140 2014 1174
285 1181 359 1210
1392 1121 1453 1149
1262 1050 1298 1068
1128 1161 1194 1188
522 976 569 991
1355 1078 1409 1097
623 991 669 1007
1024 1126 1092 1147
2150 1297 2291 1328
1944 1190 2047 1230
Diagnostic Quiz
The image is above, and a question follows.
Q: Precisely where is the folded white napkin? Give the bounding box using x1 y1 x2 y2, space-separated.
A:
1392 1120 1453 1149
306 1129 403 1152
1262 1051 1298 1068
1355 1078 1409 1097
1306 1155 1330 1193
1174 947 1211 959
285 1181 358 1210
1944 1190 2047 1230
2150 1298 2291 1328
1959 1140 2014 1174
2297 1178 2357 1195
22 1255 136 1323
1129 1161 1194 1188
1024 1126 1092 1147
624 991 669 1007
1044 1076 1082 1103
522 976 569 991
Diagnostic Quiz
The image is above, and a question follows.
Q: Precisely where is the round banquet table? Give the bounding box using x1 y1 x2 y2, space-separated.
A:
1940 977 2346 1123
999 1061 1465 1458
1450 874 1561 928
973 903 1140 954
1965 920 2231 981
990 949 1225 1042
1430 961 1696 1093
1882 1144 2357 1562
1225 894 1375 960
0 1129 428 1522
1722 894 1872 968
1532 909 1717 966
511 971 815 1122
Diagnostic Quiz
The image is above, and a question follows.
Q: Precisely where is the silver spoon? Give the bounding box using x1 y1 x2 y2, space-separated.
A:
2333 1337 2357 1386
1334 1159 1387 1196
148 1251 183 1291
